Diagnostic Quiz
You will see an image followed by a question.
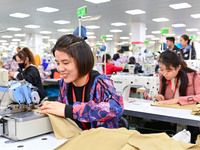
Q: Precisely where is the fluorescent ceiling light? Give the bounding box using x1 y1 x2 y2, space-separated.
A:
2 35 13 38
0 40 7 43
152 18 169 22
12 39 21 42
36 7 59 13
85 0 110 4
186 28 199 32
165 33 176 36
96 42 102 45
14 34 26 37
25 25 40 28
86 32 95 35
129 33 132 35
2 43 9 45
172 24 186 27
145 28 147 30
191 14 200 19
117 43 122 46
169 3 191 9
39 31 52 34
110 29 122 33
106 38 113 41
9 13 30 18
122 41 129 44
151 37 160 40
20 44 27 46
146 35 155 38
53 20 70 24
49 39 57 42
10 42 18 45
57 29 71 32
20 41 27 44
106 34 113 37
120 37 129 40
42 36 50 39
149 41 156 44
111 22 126 26
86 25 100 29
87 36 96 39
151 31 161 34
125 9 146 15
7 27 21 31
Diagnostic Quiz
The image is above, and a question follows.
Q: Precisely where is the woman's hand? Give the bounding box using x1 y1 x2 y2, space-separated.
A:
158 98 179 105
9 71 15 79
39 101 65 117
155 94 165 101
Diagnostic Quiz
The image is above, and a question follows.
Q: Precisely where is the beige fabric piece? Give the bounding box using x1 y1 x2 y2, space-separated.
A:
55 127 136 150
55 128 200 150
196 135 200 145
191 104 200 115
47 114 82 139
125 132 200 150
33 109 82 139
151 103 195 110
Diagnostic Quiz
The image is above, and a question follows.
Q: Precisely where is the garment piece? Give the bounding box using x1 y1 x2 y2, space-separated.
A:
57 70 124 129
124 131 200 150
16 65 46 100
2 59 19 71
158 72 200 106
55 127 136 150
151 103 195 110
191 104 200 115
47 114 82 139
33 109 82 139
103 63 124 75
196 135 200 145
55 127 200 150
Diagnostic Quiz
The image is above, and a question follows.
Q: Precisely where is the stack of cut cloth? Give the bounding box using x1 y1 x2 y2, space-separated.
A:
41 111 200 150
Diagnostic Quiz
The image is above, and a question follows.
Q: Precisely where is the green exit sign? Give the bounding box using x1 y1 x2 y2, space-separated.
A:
77 6 87 17
161 29 168 34
101 35 107 40
189 35 195 40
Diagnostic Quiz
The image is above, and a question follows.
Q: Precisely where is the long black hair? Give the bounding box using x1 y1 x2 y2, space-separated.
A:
158 50 196 96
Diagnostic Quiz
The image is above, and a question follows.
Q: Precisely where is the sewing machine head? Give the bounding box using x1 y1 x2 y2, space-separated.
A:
111 74 159 101
0 69 40 115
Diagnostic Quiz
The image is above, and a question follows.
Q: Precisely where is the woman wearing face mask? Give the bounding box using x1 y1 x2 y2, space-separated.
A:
39 34 123 130
180 34 196 60
9 47 46 100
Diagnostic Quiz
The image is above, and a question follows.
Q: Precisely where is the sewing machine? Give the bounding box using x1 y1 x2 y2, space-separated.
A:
0 69 52 141
185 60 200 71
111 74 159 101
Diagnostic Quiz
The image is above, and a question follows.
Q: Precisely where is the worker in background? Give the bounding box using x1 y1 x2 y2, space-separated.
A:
112 50 120 61
9 47 46 100
2 55 19 71
103 54 126 75
180 35 196 60
155 50 200 143
166 37 180 53
16 46 21 52
39 34 123 130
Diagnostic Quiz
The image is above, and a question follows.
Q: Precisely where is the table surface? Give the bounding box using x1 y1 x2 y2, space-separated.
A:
0 133 68 150
124 99 200 127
